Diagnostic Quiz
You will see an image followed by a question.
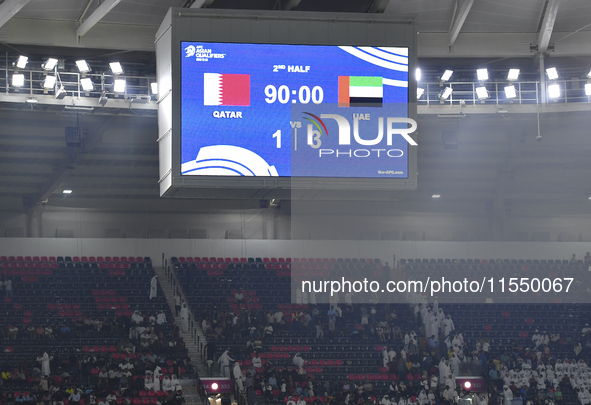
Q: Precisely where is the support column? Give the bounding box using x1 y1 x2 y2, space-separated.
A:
539 53 546 105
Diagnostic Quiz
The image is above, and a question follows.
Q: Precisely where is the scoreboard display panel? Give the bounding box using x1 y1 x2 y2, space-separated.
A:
180 42 410 179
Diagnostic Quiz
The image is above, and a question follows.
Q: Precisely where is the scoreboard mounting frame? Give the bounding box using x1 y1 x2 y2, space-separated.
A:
156 8 417 199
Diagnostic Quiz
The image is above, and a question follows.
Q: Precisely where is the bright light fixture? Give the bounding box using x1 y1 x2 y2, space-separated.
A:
441 70 453 82
477 69 489 81
76 60 91 73
151 82 158 95
432 194 441 199
43 75 56 89
42 58 58 71
585 84 591 96
504 85 517 99
507 69 520 81
548 84 560 98
588 70 591 78
546 67 558 80
440 87 452 100
110 62 123 75
80 78 94 91
417 87 425 99
63 189 73 194
464 381 472 390
16 56 28 69
114 79 126 93
12 74 24 87
26 97 39 104
416 68 422 81
475 86 489 100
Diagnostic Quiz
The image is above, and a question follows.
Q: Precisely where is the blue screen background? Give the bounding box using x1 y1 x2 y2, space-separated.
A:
180 42 409 178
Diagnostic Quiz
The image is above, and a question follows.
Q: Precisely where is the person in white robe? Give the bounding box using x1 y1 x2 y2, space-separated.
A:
171 375 181 391
233 362 244 392
381 395 392 405
144 374 154 390
218 350 234 378
37 352 52 376
443 315 455 337
156 311 167 325
149 275 158 300
439 359 449 384
162 375 172 392
503 386 513 400
293 353 305 368
388 348 397 363
131 311 143 324
180 303 189 333
382 346 390 367
154 366 161 392
418 390 428 405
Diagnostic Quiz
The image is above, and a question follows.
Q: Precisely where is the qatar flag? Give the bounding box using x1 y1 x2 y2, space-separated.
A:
203 73 250 106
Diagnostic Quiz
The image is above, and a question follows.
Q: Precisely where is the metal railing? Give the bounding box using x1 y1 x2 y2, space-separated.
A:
419 79 591 106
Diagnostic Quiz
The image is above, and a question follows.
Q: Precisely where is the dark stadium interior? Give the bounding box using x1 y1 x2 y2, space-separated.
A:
2 2 591 405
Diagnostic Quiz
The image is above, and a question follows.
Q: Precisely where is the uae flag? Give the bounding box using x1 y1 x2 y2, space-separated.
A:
338 76 383 107
203 73 250 106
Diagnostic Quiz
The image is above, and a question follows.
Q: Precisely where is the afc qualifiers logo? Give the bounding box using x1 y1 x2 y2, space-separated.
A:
303 112 417 158
185 45 196 58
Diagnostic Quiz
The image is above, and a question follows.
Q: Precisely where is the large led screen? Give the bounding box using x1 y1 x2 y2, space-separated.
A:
180 42 410 179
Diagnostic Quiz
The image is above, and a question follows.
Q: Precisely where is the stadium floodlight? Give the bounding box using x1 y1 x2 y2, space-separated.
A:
42 58 58 71
507 69 520 81
504 85 517 99
55 87 67 99
415 68 421 81
114 79 126 93
475 86 489 100
151 82 158 95
585 83 591 96
110 62 123 75
63 189 73 194
43 75 56 89
439 87 452 100
441 70 453 82
546 67 558 80
12 73 24 87
80 78 94 91
76 60 91 73
548 84 560 98
99 91 108 106
16 56 28 69
417 88 425 99
432 194 441 199
477 69 489 81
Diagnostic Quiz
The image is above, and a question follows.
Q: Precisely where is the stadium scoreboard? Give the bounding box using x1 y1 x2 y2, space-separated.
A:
156 9 417 198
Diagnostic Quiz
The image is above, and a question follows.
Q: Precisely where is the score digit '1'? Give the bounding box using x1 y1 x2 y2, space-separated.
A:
273 130 281 148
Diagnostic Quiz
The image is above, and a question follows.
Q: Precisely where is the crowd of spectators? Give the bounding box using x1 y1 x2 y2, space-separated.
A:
0 308 192 405
193 285 591 405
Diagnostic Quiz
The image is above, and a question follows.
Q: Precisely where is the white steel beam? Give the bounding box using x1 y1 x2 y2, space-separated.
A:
449 0 475 47
538 0 561 53
77 0 122 38
0 0 31 29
